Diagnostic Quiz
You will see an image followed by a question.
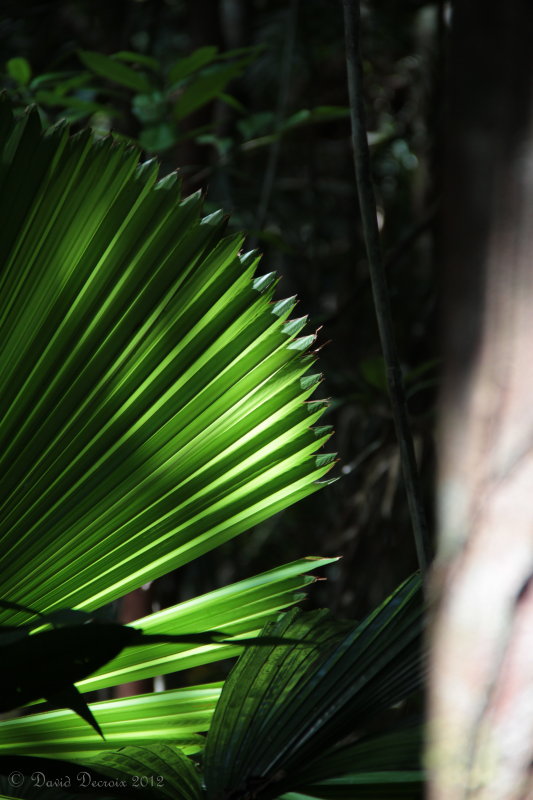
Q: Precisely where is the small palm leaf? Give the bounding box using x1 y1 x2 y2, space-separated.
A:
203 574 423 800
75 556 336 693
0 558 334 752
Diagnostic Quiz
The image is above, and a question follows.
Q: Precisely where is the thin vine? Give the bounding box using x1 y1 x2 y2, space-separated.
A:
342 0 432 577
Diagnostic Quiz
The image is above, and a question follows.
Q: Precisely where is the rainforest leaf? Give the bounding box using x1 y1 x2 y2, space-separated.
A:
0 100 333 625
204 574 423 799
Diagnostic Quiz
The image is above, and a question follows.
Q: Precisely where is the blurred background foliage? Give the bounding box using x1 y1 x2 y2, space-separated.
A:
1 0 441 675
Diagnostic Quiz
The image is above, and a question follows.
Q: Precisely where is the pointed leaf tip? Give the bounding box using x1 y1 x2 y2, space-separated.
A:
253 272 277 292
300 373 322 391
315 453 337 468
283 317 308 338
272 296 297 317
288 333 316 351
239 249 260 270
201 208 225 226
156 170 179 191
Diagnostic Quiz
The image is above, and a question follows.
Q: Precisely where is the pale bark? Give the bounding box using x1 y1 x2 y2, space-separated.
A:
429 3 533 798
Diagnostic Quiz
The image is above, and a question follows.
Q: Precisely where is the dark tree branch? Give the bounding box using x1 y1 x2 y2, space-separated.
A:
342 0 431 576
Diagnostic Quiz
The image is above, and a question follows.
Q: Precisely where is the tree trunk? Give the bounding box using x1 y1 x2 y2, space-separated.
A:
429 2 533 798
115 587 153 698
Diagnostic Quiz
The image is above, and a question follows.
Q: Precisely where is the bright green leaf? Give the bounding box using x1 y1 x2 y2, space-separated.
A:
6 58 31 86
0 100 333 624
75 557 336 693
0 683 221 758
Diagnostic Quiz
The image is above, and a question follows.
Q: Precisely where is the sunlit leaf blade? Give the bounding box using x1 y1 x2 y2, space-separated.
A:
0 558 333 743
0 684 221 758
203 574 423 800
43 686 104 740
76 557 336 693
0 100 334 624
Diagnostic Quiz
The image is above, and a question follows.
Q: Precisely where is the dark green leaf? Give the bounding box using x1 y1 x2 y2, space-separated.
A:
288 726 423 789
30 72 92 95
359 356 387 391
173 61 248 121
78 51 152 93
282 106 351 131
132 92 168 125
87 744 202 800
283 771 424 799
113 51 159 71
34 91 117 118
168 46 219 85
218 93 247 114
139 124 178 153
204 575 424 799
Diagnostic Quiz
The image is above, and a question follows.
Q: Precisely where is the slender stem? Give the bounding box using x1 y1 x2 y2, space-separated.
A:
342 0 431 576
252 0 299 243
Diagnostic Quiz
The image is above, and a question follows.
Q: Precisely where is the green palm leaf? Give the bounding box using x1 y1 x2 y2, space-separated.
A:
281 727 424 799
0 684 220 758
0 558 334 753
203 574 423 799
87 744 203 800
0 100 334 623
75 556 335 693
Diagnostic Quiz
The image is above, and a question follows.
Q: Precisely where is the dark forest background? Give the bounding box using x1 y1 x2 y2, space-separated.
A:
1 0 441 632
